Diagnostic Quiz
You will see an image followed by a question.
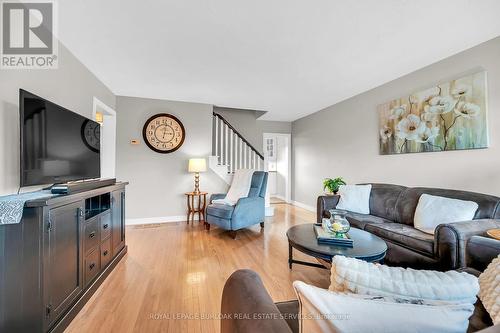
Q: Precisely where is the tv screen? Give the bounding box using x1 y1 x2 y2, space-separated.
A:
20 89 101 187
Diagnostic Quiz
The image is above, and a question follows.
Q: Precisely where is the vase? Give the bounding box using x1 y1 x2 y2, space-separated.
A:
328 209 350 237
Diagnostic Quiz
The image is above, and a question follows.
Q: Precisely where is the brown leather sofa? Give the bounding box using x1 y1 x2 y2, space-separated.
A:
221 236 500 333
317 183 500 270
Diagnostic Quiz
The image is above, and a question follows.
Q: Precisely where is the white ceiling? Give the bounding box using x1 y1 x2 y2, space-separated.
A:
58 0 500 121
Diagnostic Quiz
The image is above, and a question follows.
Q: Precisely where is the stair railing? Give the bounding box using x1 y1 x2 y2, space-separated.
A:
212 112 264 173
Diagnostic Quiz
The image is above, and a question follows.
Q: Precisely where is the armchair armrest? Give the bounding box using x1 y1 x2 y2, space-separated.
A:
466 236 500 272
435 219 500 270
316 195 340 223
209 193 226 203
223 197 265 230
221 269 292 333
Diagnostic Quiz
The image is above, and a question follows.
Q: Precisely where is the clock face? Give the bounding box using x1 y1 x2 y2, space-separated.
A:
81 120 101 153
142 114 185 153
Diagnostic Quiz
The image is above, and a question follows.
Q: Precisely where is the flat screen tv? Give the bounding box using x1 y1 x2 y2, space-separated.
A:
20 89 101 187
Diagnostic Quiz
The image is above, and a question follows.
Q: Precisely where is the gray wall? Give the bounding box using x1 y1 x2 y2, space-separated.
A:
116 96 228 220
214 107 291 155
292 37 500 208
0 42 115 195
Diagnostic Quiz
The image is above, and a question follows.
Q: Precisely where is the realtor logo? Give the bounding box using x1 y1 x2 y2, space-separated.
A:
1 0 58 69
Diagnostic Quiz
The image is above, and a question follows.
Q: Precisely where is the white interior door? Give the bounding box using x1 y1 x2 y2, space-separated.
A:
263 133 291 203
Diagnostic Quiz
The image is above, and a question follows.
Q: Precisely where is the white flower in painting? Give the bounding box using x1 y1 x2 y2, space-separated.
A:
396 114 426 141
409 95 419 104
451 85 470 99
424 96 456 114
415 126 440 143
389 105 407 120
422 87 441 103
380 125 393 143
454 102 480 118
420 112 439 126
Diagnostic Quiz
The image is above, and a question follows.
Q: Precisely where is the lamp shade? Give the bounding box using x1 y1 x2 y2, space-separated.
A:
188 158 207 173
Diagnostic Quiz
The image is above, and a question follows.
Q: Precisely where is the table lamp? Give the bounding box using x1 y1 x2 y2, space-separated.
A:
188 158 207 194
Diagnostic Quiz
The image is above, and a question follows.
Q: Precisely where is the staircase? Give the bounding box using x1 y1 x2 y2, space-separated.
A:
209 112 274 216
209 112 264 184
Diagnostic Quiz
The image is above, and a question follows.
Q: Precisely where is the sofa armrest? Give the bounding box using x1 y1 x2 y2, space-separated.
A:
435 219 500 270
221 269 293 333
466 236 500 272
209 193 226 203
316 195 340 223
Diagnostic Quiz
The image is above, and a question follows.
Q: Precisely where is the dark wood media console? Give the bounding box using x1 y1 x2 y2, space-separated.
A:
0 182 128 333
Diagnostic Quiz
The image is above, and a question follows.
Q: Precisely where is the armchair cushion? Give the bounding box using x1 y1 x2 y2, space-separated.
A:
206 204 234 219
365 223 434 255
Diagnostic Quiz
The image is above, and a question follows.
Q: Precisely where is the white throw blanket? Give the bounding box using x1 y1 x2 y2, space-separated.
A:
212 169 255 206
329 256 479 304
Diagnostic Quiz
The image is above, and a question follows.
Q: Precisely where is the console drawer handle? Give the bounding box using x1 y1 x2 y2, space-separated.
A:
89 263 95 270
103 224 109 229
89 231 96 238
103 250 108 256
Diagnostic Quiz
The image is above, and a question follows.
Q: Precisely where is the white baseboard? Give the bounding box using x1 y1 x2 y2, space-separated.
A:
271 194 287 201
291 200 316 212
126 215 198 225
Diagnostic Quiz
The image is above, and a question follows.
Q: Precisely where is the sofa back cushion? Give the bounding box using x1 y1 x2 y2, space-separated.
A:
395 187 500 225
363 183 407 221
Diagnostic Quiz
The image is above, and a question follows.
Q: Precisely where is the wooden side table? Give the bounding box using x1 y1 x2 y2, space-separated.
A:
185 191 208 224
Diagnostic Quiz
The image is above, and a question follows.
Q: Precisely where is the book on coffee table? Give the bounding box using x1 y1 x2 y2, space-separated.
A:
313 225 353 247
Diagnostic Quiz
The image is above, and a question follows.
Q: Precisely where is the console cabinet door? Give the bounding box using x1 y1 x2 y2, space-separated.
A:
43 201 84 330
111 190 125 256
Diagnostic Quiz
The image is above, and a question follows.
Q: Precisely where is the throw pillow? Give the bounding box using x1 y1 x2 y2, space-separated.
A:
335 184 372 214
294 280 474 333
329 256 479 304
414 194 478 234
478 254 500 325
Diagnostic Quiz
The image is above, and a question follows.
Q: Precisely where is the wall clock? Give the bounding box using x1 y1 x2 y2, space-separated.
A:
81 119 101 153
142 113 186 153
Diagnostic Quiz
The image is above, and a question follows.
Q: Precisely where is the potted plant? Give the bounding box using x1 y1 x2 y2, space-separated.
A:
323 177 346 195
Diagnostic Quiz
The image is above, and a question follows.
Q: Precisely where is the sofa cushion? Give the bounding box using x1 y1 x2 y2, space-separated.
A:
206 204 234 219
479 255 500 325
365 183 407 221
414 194 479 234
294 280 474 333
365 223 435 255
345 212 391 230
329 256 479 304
395 187 500 225
336 184 372 214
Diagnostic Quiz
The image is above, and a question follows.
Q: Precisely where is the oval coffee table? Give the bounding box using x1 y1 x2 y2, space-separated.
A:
286 224 388 269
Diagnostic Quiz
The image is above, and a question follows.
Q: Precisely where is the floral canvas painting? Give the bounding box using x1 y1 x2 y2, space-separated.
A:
378 71 488 155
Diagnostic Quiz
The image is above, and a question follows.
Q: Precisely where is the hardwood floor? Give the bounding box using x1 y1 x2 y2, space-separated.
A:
65 204 330 333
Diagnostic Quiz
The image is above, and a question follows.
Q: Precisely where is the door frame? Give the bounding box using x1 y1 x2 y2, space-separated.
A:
92 97 116 178
263 133 291 203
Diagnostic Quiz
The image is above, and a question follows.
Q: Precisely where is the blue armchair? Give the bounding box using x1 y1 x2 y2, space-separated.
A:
205 171 268 238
